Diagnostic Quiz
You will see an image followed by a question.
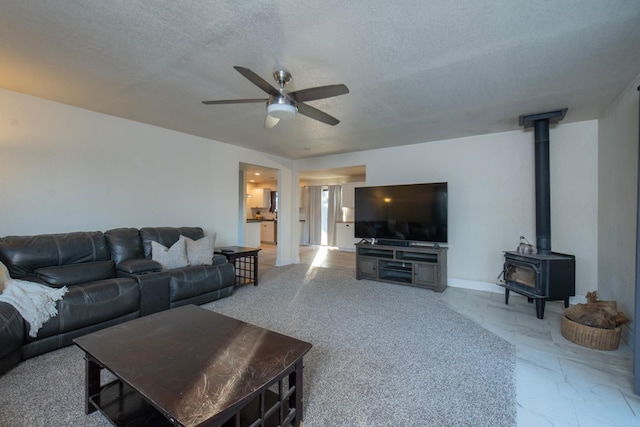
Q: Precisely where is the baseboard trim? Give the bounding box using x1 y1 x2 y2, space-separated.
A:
447 278 587 305
276 257 299 266
448 278 503 293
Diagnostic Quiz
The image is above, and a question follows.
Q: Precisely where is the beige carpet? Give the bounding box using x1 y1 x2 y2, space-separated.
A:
0 263 516 426
206 263 516 426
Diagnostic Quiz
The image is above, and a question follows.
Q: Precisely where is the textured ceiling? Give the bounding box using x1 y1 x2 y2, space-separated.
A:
1 1 640 159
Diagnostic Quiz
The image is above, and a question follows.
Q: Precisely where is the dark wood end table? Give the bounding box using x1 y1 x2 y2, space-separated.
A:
215 246 261 286
73 305 312 427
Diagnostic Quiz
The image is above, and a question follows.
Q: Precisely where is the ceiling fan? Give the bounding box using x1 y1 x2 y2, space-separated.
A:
202 66 349 128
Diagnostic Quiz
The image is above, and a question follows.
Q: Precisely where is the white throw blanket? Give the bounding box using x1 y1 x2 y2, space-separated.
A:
0 279 67 337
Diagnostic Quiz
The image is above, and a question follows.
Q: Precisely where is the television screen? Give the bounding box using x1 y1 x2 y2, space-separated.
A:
355 182 448 243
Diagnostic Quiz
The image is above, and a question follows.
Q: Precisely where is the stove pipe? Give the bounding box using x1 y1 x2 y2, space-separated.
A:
534 119 551 254
519 109 567 255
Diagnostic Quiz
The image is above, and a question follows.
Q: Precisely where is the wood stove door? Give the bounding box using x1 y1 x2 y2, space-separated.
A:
504 259 540 293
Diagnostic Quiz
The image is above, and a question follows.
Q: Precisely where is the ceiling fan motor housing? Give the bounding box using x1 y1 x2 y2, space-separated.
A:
273 70 292 87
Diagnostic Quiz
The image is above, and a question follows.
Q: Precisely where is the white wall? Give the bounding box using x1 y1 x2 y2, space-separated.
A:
0 87 602 301
0 89 298 264
598 72 640 346
296 121 599 296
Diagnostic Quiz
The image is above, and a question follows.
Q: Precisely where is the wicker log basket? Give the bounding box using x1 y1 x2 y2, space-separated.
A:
561 291 629 351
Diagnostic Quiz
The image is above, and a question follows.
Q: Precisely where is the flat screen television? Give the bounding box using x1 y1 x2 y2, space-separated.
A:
355 182 448 243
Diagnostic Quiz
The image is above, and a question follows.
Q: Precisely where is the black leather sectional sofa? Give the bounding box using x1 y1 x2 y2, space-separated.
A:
0 226 235 374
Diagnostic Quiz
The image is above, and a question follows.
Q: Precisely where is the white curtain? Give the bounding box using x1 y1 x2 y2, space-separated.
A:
300 186 309 245
307 186 323 245
326 185 342 247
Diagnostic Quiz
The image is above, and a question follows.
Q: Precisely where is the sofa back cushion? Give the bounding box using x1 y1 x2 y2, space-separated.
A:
105 228 144 264
35 260 116 288
139 227 205 259
0 232 110 279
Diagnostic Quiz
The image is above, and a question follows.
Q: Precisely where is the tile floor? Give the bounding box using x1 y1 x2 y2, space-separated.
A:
437 287 639 427
261 245 639 426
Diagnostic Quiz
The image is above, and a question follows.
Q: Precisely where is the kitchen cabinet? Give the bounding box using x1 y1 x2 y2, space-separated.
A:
299 186 306 209
249 188 272 208
340 182 366 208
336 222 357 251
244 221 261 248
260 221 277 244
340 183 355 208
299 221 306 245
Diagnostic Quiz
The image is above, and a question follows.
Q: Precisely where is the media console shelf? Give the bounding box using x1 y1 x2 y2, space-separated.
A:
356 242 447 292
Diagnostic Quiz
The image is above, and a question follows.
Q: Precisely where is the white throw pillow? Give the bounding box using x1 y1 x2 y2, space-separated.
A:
0 260 11 293
184 234 216 266
150 236 188 269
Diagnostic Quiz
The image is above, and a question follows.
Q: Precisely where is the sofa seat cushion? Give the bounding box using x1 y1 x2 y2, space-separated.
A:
35 260 115 288
168 264 233 302
26 278 139 340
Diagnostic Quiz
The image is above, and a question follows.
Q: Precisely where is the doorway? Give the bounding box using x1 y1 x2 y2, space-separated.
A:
298 165 366 249
239 163 279 249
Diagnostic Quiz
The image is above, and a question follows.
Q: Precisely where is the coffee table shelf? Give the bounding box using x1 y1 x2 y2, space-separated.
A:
89 378 295 427
221 386 296 427
90 379 172 427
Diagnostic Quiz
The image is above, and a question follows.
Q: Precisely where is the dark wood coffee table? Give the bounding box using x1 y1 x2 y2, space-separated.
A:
73 305 312 427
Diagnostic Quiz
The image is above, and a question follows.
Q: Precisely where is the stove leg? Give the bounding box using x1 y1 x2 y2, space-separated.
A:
505 289 510 305
535 299 546 319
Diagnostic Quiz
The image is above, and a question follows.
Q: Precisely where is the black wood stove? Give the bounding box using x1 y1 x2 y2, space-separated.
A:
499 109 576 319
503 251 575 319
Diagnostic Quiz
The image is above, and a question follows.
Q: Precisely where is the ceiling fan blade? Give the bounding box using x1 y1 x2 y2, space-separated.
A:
202 98 266 105
264 114 280 129
233 66 280 97
297 103 340 126
288 84 349 103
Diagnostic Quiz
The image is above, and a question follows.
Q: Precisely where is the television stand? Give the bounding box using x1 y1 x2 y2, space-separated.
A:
376 239 409 246
355 242 447 292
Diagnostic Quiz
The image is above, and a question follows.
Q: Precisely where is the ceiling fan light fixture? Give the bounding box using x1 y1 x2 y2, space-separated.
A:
267 103 296 120
264 114 280 129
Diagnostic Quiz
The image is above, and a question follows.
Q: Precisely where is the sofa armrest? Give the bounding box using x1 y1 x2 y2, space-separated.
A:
212 254 228 266
16 275 48 286
116 258 162 274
